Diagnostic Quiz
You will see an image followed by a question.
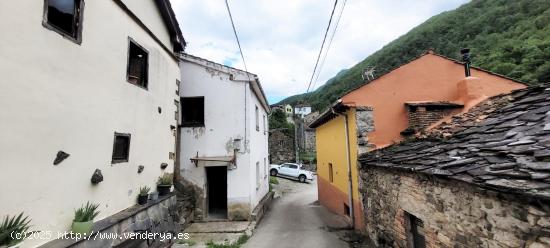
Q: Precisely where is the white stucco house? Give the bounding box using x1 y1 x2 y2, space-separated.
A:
0 0 184 247
178 53 270 221
294 105 312 117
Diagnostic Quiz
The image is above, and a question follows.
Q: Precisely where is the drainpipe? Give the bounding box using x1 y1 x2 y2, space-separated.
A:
331 107 355 229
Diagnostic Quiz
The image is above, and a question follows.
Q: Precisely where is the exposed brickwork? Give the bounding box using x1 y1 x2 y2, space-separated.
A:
359 167 550 248
406 106 455 131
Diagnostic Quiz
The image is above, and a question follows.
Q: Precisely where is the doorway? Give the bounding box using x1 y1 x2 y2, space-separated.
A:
206 166 227 219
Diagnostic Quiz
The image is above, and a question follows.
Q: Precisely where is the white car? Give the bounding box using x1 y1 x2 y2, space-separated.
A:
269 163 314 183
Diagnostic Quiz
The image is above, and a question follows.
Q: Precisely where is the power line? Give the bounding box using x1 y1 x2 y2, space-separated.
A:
224 0 249 74
306 0 339 93
311 0 347 91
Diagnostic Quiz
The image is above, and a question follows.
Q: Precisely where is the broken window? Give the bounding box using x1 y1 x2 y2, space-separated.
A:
255 105 259 131
181 97 205 127
405 212 426 248
127 39 149 88
112 133 130 163
329 163 334 183
43 0 84 42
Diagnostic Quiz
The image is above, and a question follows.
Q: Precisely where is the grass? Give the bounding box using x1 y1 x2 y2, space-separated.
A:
269 176 279 185
177 239 196 246
206 234 249 248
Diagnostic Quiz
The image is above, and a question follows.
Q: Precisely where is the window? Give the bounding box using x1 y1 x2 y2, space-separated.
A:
405 212 426 248
112 133 130 163
127 39 149 88
181 97 205 127
264 158 267 178
289 164 298 169
329 163 334 183
256 162 260 190
264 115 267 135
255 105 259 131
43 0 84 43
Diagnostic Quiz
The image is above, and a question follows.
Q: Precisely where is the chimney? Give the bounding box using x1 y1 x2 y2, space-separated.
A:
460 48 471 77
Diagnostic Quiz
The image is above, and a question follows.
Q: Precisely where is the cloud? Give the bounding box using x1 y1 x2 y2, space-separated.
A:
172 0 469 104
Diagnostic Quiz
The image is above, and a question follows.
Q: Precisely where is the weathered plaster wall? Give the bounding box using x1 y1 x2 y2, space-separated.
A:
178 58 269 221
0 1 179 247
341 53 525 148
359 167 550 248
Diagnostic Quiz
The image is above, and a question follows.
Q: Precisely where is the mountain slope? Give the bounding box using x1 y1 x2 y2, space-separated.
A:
279 0 550 111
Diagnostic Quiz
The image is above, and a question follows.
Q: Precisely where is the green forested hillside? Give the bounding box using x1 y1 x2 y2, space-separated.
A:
279 0 550 111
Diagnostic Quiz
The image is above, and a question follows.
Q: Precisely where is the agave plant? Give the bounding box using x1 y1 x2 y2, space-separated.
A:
0 213 32 246
73 202 100 223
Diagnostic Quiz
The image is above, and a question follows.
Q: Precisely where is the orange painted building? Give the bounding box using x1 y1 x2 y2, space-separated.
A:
310 51 525 231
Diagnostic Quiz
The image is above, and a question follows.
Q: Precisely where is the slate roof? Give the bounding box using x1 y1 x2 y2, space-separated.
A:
359 86 550 201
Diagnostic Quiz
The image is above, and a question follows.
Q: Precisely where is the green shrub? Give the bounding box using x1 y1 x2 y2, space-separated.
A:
269 176 279 185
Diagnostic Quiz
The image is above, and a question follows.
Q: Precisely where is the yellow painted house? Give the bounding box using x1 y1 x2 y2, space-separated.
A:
310 103 366 230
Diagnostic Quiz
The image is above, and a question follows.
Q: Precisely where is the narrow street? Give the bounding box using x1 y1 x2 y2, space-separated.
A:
243 177 350 248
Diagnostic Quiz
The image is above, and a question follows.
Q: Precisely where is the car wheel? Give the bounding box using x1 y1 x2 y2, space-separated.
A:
299 175 306 183
270 169 278 176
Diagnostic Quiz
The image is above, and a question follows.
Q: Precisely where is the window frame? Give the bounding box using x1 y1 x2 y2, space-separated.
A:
256 162 260 190
180 96 205 127
329 163 334 183
405 211 426 248
112 132 131 164
42 0 85 44
255 105 260 131
126 37 149 89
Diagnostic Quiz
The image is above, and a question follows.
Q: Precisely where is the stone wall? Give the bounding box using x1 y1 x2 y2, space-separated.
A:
40 194 181 248
354 107 375 154
359 167 550 248
268 130 295 164
304 129 316 152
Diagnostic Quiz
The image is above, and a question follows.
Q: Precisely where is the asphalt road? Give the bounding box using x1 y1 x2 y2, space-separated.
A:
243 176 349 248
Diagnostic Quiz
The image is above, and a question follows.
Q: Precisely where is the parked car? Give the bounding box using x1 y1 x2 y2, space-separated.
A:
269 163 314 183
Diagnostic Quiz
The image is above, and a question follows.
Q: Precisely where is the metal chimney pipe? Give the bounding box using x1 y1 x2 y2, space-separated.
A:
460 48 471 77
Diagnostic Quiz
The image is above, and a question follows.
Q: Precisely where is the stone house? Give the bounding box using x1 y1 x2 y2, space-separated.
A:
359 86 550 247
177 53 271 221
0 0 185 247
269 129 296 164
309 51 526 231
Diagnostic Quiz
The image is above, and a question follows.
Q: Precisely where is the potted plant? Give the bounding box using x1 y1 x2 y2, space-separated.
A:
157 173 173 196
0 213 33 247
138 186 150 205
72 202 99 236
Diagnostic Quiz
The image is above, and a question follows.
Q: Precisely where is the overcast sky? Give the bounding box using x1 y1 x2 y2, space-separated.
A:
172 0 469 104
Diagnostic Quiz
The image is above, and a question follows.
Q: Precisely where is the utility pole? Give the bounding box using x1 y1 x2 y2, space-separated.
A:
294 114 299 163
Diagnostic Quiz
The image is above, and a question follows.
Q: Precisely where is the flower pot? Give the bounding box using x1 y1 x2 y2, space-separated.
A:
149 192 158 201
157 185 171 196
138 194 148 205
71 220 93 235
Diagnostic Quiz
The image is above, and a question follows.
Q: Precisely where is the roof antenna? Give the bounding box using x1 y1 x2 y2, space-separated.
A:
460 48 471 77
362 67 375 81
